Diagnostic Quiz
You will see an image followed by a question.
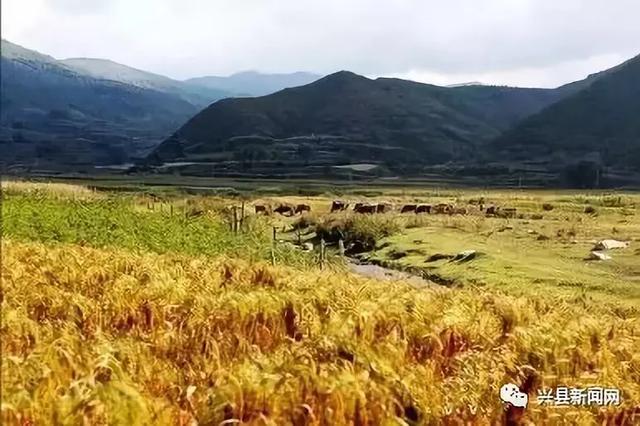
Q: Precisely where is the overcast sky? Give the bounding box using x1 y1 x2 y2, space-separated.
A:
3 0 639 87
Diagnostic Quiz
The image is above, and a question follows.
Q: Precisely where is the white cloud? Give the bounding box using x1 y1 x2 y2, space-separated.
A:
2 0 639 86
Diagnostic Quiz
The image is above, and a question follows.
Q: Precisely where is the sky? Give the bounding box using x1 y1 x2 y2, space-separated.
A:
3 0 639 88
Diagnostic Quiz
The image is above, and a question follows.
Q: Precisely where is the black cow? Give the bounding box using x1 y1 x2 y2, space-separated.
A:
274 204 295 216
416 204 432 214
331 200 349 213
354 204 377 214
295 204 311 214
255 205 271 215
401 204 417 213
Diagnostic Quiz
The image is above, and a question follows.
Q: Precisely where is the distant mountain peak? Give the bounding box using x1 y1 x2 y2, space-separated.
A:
184 71 323 97
314 71 371 85
326 70 367 79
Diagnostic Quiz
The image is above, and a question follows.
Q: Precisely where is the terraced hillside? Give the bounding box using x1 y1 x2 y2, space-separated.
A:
147 71 573 177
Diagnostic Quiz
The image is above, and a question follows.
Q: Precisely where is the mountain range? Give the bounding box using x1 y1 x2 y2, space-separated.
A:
146 68 614 179
2 39 638 186
0 40 322 169
59 58 231 107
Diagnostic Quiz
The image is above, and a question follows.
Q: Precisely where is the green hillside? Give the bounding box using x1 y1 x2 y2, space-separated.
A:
493 55 640 172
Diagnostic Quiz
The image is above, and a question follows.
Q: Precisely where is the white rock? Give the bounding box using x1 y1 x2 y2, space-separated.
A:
594 239 630 250
587 251 612 261
451 250 478 262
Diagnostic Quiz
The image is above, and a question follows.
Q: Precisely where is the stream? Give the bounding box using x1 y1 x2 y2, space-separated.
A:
347 259 437 288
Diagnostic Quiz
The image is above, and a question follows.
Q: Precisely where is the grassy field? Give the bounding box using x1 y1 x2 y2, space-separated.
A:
2 180 640 425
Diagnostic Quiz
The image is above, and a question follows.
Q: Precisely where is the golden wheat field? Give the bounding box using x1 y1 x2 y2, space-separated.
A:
2 180 640 425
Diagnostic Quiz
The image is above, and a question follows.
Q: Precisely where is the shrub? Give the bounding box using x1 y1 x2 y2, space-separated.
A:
315 215 402 252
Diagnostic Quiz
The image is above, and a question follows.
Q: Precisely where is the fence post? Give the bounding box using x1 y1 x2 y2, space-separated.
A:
338 239 345 256
320 238 326 270
240 201 245 232
271 226 277 266
232 207 239 234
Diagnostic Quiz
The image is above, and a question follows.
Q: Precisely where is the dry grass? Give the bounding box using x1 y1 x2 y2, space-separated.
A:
3 182 640 425
2 180 101 200
2 240 639 425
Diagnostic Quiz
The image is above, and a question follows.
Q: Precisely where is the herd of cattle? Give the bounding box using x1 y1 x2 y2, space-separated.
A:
254 200 518 218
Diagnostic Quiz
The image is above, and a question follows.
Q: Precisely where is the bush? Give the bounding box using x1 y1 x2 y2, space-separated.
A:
315 215 402 252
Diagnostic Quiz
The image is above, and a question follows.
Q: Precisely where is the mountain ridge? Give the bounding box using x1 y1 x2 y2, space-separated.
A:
0 40 202 168
147 69 578 177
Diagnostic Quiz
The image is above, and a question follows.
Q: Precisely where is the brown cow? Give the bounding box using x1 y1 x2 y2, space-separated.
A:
274 204 295 216
401 204 417 213
416 204 432 214
376 203 392 213
497 207 517 218
331 200 349 213
354 204 377 214
295 204 311 214
255 205 271 215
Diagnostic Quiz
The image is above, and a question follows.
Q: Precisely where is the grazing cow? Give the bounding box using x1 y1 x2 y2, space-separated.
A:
255 205 271 215
452 207 467 215
331 200 349 213
354 204 377 214
433 203 452 214
497 207 517 218
295 204 311 214
415 204 432 214
274 204 295 216
401 204 417 213
376 203 392 214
